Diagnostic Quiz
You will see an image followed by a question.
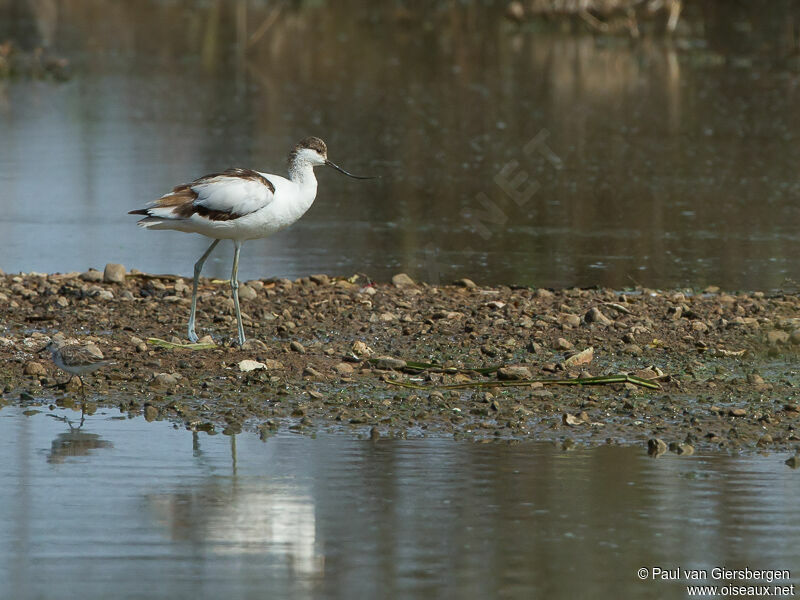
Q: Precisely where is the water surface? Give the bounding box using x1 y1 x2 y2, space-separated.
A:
1 2 799 289
1 406 798 599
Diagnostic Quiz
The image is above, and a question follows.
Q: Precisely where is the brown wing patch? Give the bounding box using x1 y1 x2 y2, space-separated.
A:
129 168 275 220
194 168 275 193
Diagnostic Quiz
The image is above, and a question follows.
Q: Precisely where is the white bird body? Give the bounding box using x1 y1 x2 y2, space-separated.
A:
129 137 373 346
136 170 318 240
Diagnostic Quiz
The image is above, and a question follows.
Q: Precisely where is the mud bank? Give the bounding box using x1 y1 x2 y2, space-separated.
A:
2 267 800 456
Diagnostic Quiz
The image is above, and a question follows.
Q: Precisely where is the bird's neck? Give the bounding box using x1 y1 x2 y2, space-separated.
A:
288 160 317 188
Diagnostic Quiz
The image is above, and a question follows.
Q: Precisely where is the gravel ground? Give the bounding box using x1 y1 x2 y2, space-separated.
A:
2 265 800 457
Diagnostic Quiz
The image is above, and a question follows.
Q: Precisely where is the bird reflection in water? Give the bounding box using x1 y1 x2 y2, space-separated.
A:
45 409 113 464
146 433 323 579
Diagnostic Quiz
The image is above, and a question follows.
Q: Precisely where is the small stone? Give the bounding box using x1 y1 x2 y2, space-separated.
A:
584 307 613 326
391 273 415 287
103 263 126 283
518 316 534 329
554 338 573 351
237 284 257 301
669 442 695 455
497 366 532 381
333 362 354 375
144 405 159 422
24 361 47 377
559 313 582 328
785 455 800 469
79 269 103 282
455 278 477 289
667 306 683 320
290 341 306 353
767 330 790 345
371 356 407 370
746 373 765 386
88 287 114 301
564 347 594 367
728 408 747 417
151 373 178 388
563 413 586 426
303 366 324 378
238 359 266 372
241 339 268 351
757 434 773 447
647 438 668 456
623 344 643 356
262 359 284 371
352 341 373 357
379 312 397 322
309 274 330 285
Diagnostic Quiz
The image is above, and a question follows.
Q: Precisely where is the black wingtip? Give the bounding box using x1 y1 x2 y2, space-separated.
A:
128 209 148 215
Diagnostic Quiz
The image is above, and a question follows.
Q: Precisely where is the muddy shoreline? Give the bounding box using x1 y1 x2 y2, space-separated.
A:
2 266 800 457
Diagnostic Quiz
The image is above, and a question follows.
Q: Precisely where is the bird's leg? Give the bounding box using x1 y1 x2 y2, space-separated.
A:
188 239 220 343
231 240 246 346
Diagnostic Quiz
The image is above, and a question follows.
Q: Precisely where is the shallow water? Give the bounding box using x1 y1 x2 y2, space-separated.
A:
1 2 799 289
0 406 798 599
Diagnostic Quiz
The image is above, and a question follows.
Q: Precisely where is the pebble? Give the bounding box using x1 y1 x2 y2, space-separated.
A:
622 344 643 356
729 408 747 417
23 361 47 377
391 273 416 287
497 366 532 381
79 269 103 282
103 263 126 283
559 313 582 328
309 274 330 285
757 434 773 447
303 366 324 378
669 441 694 455
767 330 790 345
237 284 257 301
88 287 114 301
455 278 477 289
241 339 268 351
746 373 765 385
290 341 306 353
554 338 573 351
564 347 593 367
151 373 178 388
144 404 158 422
334 362 354 375
371 356 407 370
785 455 800 469
238 360 266 373
352 341 373 357
584 307 613 326
647 438 668 456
